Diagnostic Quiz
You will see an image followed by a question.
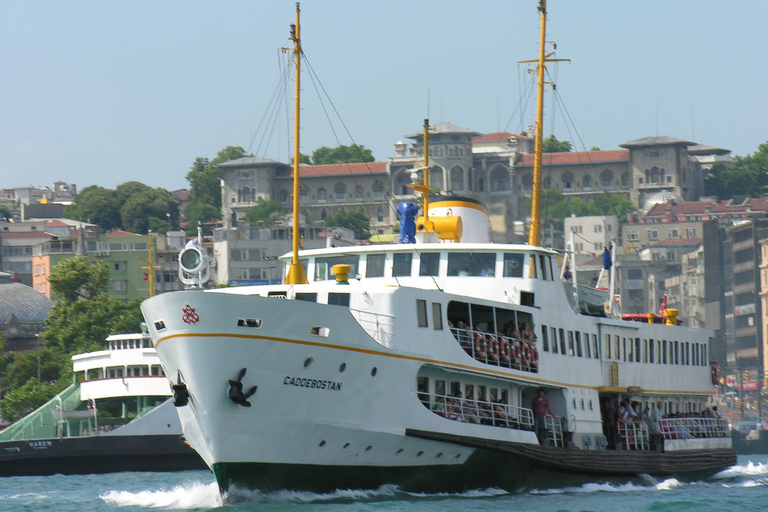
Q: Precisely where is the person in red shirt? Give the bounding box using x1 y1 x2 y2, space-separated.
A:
531 388 554 444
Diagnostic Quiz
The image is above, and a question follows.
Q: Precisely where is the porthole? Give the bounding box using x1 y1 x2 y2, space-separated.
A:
371 367 378 377
319 440 326 447
396 448 404 455
343 442 350 449
365 445 372 452
436 452 443 458
416 450 424 457
304 357 313 368
453 453 462 461
339 362 346 373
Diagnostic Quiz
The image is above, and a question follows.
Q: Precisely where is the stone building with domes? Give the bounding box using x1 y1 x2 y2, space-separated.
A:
0 271 52 353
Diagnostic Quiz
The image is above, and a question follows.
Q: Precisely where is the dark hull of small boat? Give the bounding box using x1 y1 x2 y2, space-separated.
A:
0 434 207 477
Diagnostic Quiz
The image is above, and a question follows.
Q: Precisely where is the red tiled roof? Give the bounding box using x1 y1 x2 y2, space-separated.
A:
645 198 768 217
517 149 629 167
43 219 70 227
472 132 531 143
0 232 55 239
276 162 387 178
105 229 142 236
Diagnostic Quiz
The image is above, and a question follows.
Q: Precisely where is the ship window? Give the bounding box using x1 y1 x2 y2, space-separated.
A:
268 291 287 298
551 327 558 354
539 255 550 281
419 253 440 276
106 366 124 378
151 365 164 376
575 332 583 357
310 326 330 337
432 303 443 330
636 338 642 362
624 337 629 362
605 334 611 359
615 335 621 361
448 252 472 276
392 253 413 277
583 332 590 358
592 334 599 359
568 331 575 356
366 253 386 278
417 299 428 327
315 255 359 281
674 341 680 365
663 340 668 364
127 365 149 377
649 338 655 363
87 368 103 380
502 254 522 278
237 318 263 328
559 328 566 355
296 293 317 302
417 377 429 407
328 293 350 307
541 325 549 351
154 320 166 332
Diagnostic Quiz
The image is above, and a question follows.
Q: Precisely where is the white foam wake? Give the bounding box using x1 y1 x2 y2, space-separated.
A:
532 478 682 495
714 460 768 479
101 481 223 509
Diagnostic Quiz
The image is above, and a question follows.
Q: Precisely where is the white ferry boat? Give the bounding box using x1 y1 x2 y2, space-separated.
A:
0 331 205 476
140 1 735 493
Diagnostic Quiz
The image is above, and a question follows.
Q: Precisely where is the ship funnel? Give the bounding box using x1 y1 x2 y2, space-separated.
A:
417 196 491 243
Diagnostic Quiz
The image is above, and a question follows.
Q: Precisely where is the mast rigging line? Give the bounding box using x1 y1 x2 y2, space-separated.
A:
246 56 294 160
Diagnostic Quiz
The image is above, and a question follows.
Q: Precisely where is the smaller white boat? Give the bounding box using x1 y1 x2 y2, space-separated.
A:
0 329 206 477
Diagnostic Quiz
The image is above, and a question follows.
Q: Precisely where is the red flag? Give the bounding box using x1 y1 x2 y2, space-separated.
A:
659 294 667 315
143 272 148 281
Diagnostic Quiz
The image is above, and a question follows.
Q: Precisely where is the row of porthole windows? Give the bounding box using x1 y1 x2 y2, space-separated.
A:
529 171 630 190
314 440 460 460
603 335 708 366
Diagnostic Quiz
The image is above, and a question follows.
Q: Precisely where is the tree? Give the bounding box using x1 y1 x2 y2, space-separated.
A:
119 186 179 234
186 146 252 212
0 379 64 422
244 199 285 227
324 209 371 239
183 202 221 235
0 205 11 221
65 185 121 230
307 144 375 165
542 134 572 153
705 142 768 200
48 256 110 301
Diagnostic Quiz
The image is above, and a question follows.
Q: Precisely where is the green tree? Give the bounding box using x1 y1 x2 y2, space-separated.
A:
183 202 221 235
0 205 11 221
48 256 110 301
542 134 572 153
308 144 375 165
119 186 179 234
244 199 285 227
186 146 251 212
705 142 768 199
0 379 65 422
324 209 371 239
65 185 121 230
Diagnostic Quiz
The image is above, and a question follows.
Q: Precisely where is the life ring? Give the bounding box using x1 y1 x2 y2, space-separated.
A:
488 336 499 362
521 344 530 368
475 333 487 359
512 340 521 365
710 361 720 386
500 337 512 364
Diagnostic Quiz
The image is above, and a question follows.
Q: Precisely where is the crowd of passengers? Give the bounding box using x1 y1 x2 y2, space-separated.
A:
420 392 531 430
602 400 728 450
449 320 539 373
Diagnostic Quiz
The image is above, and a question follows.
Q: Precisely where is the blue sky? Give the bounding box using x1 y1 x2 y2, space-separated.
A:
1 1 766 192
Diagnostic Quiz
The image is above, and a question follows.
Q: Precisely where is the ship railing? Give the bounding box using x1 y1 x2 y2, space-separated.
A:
428 393 534 432
450 327 538 374
658 417 730 440
350 308 396 348
617 422 650 451
543 415 565 448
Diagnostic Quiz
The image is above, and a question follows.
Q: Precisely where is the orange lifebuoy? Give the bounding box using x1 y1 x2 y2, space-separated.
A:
521 344 531 368
500 337 512 364
488 336 499 362
475 333 487 359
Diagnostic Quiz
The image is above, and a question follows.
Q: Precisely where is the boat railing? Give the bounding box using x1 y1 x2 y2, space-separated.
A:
450 327 538 373
543 416 565 448
658 417 730 440
427 393 534 432
618 422 650 451
349 308 396 348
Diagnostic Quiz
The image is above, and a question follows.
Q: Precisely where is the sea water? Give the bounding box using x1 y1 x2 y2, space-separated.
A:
0 455 765 512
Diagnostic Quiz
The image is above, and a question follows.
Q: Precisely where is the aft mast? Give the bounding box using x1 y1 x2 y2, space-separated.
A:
285 3 308 284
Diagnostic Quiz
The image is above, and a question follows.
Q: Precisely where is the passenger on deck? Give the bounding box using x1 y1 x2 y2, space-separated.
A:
432 396 446 417
648 401 663 451
461 392 480 424
448 394 463 421
478 401 493 425
478 262 494 276
531 388 554 445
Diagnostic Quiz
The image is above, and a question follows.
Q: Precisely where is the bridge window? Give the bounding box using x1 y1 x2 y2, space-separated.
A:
393 253 412 277
503 253 524 278
366 253 386 278
419 253 440 276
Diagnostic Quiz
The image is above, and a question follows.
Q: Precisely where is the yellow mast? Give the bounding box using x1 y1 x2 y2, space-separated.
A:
422 118 431 224
520 0 568 246
285 2 308 284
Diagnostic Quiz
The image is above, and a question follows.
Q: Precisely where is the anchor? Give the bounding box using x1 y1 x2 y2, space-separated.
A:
172 371 189 407
228 368 257 407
